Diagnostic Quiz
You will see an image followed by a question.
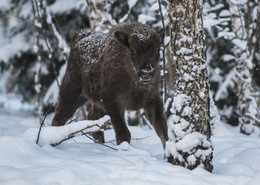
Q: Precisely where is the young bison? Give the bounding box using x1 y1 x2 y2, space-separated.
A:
52 23 168 149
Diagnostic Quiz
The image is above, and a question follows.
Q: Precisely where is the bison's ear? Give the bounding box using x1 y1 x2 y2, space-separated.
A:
157 28 165 44
114 31 129 47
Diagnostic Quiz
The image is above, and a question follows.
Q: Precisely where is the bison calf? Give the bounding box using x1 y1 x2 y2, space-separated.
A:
52 23 168 149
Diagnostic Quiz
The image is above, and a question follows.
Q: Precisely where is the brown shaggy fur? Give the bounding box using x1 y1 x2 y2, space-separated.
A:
52 23 168 148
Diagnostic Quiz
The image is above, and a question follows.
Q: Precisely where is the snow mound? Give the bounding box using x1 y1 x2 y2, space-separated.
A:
1 110 260 185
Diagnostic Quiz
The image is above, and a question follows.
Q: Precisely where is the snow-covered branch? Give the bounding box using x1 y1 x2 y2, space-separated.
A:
44 3 70 60
214 67 236 101
34 115 110 146
86 0 115 31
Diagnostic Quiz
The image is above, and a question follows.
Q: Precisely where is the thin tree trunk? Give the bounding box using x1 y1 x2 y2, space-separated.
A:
166 0 213 171
31 0 43 122
166 44 175 91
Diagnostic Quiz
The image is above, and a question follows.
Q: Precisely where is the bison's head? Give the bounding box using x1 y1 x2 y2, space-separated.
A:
114 27 163 85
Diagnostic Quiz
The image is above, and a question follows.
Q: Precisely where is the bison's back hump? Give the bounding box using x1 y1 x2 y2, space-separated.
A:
74 29 108 65
71 29 107 101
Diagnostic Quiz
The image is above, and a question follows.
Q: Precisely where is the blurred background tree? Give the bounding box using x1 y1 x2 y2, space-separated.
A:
0 0 259 134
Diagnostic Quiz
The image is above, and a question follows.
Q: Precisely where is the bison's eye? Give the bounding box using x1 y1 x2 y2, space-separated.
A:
130 47 138 64
155 48 160 60
130 48 136 56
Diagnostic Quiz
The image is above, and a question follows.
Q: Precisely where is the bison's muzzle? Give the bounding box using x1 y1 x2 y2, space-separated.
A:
135 62 155 85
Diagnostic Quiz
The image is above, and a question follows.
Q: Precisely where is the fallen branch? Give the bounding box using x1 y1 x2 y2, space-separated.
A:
36 115 111 146
81 132 118 151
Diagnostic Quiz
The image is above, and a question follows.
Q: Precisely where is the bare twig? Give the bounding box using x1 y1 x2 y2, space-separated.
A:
142 115 153 130
131 135 153 141
36 110 50 144
81 132 118 151
66 118 77 125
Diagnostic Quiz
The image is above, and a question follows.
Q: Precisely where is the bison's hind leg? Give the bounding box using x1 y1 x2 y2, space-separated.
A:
87 104 107 143
52 72 87 126
52 96 86 126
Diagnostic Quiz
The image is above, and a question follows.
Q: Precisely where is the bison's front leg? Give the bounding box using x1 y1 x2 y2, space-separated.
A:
103 99 131 145
144 95 168 149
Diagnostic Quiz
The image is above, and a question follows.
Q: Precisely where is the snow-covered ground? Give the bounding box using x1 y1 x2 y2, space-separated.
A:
0 96 260 185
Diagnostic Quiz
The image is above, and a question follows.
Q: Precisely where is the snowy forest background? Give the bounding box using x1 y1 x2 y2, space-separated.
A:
0 0 260 184
0 0 259 132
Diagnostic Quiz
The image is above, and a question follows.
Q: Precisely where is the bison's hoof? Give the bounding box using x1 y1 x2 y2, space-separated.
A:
117 141 130 151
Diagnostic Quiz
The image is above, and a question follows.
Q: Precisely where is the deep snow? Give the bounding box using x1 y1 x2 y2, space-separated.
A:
0 95 260 185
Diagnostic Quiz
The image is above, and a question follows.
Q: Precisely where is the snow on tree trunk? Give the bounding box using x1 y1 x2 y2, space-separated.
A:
166 0 213 172
229 1 260 135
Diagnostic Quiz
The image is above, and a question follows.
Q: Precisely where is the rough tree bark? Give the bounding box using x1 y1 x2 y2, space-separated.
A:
166 0 213 171
229 1 260 135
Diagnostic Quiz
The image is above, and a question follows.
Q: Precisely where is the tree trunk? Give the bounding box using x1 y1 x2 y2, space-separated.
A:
229 1 260 135
166 0 213 172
